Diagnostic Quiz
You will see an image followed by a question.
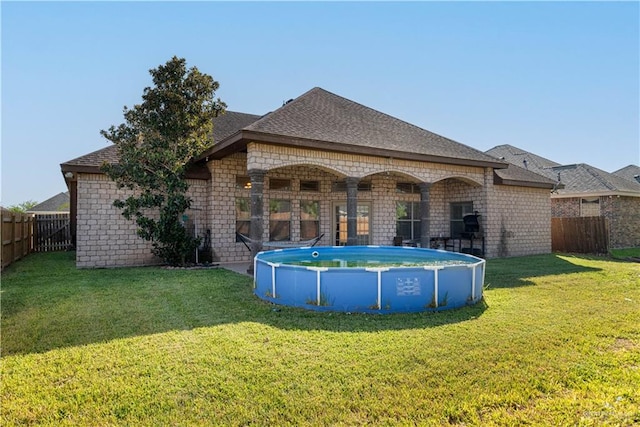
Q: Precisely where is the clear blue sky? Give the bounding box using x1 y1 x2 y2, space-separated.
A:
2 1 638 207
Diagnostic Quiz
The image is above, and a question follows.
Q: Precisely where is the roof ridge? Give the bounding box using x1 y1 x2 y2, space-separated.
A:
308 87 504 162
242 87 323 130
613 164 640 173
581 164 616 191
581 163 640 191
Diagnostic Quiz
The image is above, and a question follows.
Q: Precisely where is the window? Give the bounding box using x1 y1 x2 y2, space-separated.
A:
300 201 320 239
331 180 371 192
396 201 421 240
581 198 600 217
269 199 291 241
396 183 419 194
235 176 251 190
270 178 291 191
300 180 320 192
235 198 250 241
450 202 474 238
334 202 371 246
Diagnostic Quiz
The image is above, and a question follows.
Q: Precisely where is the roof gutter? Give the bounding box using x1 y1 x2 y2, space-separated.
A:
493 175 557 189
551 191 640 199
59 163 211 181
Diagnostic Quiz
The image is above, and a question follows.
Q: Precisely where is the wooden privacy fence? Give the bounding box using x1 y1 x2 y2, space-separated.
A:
34 213 71 252
2 209 34 269
551 216 609 254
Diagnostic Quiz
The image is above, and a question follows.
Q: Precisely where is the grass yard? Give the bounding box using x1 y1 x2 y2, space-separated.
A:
1 251 639 426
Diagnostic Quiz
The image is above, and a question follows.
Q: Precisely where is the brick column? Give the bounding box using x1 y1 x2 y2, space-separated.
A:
249 169 267 263
419 182 432 248
482 167 498 258
345 177 359 246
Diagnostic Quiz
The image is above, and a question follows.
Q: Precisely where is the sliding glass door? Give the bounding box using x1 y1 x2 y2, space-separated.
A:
333 202 371 245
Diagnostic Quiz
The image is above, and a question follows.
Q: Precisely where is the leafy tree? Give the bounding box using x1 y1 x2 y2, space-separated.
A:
7 200 38 213
101 57 225 265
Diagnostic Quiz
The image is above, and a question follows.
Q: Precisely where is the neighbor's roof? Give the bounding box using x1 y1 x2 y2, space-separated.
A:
27 192 70 213
612 164 640 185
486 144 640 197
200 87 508 169
486 144 561 176
551 163 640 196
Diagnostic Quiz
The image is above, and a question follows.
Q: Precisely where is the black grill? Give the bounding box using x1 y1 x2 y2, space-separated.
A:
460 212 480 238
459 212 483 257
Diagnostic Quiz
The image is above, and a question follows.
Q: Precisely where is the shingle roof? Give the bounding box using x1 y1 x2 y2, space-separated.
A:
492 163 558 189
238 87 506 168
612 165 640 185
61 145 119 169
65 88 509 173
553 163 640 194
485 144 561 178
27 192 70 213
210 111 263 142
486 144 640 196
61 111 261 170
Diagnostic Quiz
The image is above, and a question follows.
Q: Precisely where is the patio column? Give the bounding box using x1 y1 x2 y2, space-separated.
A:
249 169 267 263
345 177 359 246
419 182 432 248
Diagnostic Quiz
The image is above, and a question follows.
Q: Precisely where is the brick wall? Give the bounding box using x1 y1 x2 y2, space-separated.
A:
551 198 580 217
75 144 555 267
602 196 640 248
204 145 553 262
491 184 552 257
247 143 486 185
552 195 640 249
76 173 209 268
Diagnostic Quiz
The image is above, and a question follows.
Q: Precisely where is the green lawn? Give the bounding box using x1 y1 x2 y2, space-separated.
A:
1 251 639 426
611 247 640 260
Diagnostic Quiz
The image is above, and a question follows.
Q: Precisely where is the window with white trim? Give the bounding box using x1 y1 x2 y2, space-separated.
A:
396 201 421 240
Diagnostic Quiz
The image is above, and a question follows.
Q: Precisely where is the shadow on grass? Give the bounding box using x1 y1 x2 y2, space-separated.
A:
0 251 610 356
484 253 602 288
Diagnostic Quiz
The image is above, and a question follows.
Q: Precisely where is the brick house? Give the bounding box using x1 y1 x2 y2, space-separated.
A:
613 164 640 186
61 87 556 268
486 144 640 249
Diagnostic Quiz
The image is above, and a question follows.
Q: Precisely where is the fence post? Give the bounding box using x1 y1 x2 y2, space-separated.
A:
11 212 17 262
1 209 36 270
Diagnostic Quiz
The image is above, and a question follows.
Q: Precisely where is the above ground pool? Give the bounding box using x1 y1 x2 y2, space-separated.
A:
253 246 485 313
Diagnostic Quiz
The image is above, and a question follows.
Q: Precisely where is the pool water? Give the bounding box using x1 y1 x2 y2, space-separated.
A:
289 259 472 268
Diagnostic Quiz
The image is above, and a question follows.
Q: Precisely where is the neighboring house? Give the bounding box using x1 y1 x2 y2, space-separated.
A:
486 144 640 249
61 87 556 268
26 192 70 214
613 165 640 185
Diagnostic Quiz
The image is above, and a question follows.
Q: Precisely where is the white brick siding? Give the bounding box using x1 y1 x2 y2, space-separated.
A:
76 173 209 268
75 143 552 267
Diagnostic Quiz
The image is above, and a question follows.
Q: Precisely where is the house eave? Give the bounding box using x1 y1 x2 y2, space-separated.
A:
551 190 640 199
493 176 556 190
200 130 509 170
60 163 211 180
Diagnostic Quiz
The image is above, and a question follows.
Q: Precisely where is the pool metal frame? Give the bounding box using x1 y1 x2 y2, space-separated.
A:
253 246 486 313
